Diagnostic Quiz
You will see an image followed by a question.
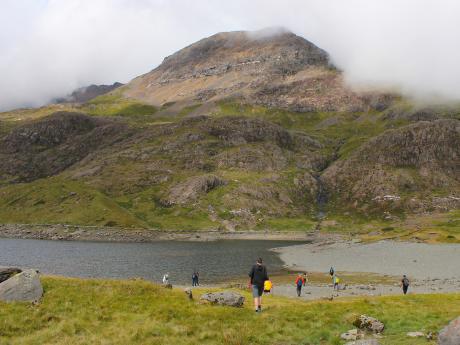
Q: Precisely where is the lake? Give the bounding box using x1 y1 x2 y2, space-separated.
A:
0 238 298 284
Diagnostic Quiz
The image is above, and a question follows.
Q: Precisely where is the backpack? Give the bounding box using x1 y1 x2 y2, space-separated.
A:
296 278 303 287
402 277 410 286
329 267 334 276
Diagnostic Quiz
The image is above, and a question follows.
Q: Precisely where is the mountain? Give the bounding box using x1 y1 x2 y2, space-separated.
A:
124 28 392 114
0 28 458 240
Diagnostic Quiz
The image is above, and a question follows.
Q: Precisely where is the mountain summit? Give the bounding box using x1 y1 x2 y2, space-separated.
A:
124 28 384 113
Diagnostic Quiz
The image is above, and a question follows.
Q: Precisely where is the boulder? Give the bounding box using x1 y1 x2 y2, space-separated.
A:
345 340 380 345
200 291 245 307
0 268 22 283
353 315 385 333
439 316 460 345
0 269 43 302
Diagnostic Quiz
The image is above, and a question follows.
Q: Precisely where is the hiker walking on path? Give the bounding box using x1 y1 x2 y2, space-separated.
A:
295 273 306 297
248 257 269 312
401 275 410 295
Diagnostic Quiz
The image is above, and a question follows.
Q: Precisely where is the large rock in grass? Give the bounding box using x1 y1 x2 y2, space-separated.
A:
353 315 385 333
200 291 245 307
439 316 460 345
0 269 43 302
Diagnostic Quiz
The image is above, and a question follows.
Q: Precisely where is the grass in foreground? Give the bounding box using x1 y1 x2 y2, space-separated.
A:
0 276 458 345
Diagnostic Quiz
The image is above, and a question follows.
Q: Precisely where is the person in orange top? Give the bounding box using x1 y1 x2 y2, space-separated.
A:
295 273 306 297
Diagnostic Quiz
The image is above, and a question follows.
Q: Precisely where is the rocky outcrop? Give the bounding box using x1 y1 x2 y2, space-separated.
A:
201 116 293 149
0 112 130 182
0 269 43 302
200 291 245 307
353 315 385 333
439 316 460 345
161 175 227 206
323 119 460 213
55 82 123 103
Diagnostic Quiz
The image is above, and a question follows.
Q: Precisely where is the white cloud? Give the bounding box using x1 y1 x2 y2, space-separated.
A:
1 0 459 111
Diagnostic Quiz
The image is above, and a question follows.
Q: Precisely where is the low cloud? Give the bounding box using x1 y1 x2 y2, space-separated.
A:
1 0 459 111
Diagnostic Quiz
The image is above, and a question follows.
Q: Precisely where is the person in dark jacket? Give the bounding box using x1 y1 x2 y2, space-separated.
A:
401 275 410 295
248 257 269 312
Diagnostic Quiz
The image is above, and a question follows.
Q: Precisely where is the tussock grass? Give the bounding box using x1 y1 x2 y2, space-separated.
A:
0 276 458 344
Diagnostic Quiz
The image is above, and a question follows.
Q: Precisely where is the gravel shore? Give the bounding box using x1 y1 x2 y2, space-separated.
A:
273 240 460 280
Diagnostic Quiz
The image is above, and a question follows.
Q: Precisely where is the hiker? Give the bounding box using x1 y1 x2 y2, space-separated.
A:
162 273 169 285
263 279 272 295
295 273 306 297
333 274 340 290
329 266 335 277
192 271 199 286
248 257 269 312
401 275 410 295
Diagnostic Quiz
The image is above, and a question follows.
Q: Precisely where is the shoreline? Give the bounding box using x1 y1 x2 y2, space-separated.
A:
0 223 337 243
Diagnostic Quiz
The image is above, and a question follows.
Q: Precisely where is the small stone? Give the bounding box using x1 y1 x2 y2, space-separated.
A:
184 288 193 300
407 331 424 337
341 329 360 341
345 339 380 345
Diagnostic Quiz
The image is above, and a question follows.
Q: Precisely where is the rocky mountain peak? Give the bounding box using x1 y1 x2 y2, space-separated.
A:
157 28 329 79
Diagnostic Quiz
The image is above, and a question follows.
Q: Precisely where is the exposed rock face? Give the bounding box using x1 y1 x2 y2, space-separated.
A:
0 268 22 283
55 82 124 103
0 112 130 183
200 291 245 307
161 174 227 206
0 269 43 302
353 315 385 333
323 119 460 213
124 28 391 113
439 316 460 345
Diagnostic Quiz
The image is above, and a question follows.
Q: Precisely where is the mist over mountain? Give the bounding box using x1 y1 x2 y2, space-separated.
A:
1 0 460 111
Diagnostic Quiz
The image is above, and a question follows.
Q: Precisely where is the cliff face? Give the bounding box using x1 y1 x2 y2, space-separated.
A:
322 119 460 214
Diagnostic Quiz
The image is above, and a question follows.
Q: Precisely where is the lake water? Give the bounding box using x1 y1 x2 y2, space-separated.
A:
0 238 298 284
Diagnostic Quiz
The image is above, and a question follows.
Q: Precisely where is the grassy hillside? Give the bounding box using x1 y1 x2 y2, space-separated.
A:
0 97 459 240
0 276 458 345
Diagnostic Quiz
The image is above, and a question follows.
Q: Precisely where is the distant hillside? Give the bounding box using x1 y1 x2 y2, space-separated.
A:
55 82 123 104
0 28 459 241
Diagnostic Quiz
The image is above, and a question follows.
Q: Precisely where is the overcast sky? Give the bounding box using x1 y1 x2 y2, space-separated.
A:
1 0 460 111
